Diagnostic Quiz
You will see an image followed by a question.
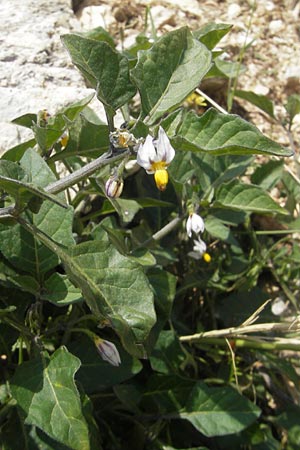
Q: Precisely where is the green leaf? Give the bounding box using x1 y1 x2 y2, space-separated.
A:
234 89 275 118
1 139 36 162
251 160 284 190
193 22 233 50
61 34 136 112
180 382 261 436
0 175 68 209
148 269 177 321
284 93 300 123
169 108 293 157
81 26 115 48
22 215 156 357
32 123 63 153
191 153 253 192
0 150 75 276
214 180 289 215
61 113 109 158
130 27 212 124
12 113 37 128
150 330 186 374
211 56 246 78
42 273 83 306
205 215 239 246
62 241 156 357
68 336 142 394
11 347 90 450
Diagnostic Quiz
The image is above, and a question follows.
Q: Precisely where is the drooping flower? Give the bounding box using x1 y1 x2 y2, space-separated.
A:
189 236 211 262
94 337 121 367
186 212 205 238
137 127 175 191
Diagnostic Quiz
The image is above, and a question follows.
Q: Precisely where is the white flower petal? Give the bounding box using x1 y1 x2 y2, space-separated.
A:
186 213 205 237
137 135 157 170
186 215 193 238
157 126 175 164
193 237 207 255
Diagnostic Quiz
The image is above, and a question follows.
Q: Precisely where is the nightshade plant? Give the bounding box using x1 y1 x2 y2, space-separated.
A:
1 22 300 450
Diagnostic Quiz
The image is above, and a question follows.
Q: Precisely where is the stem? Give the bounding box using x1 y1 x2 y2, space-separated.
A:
132 216 182 251
45 150 130 195
196 88 228 115
179 320 300 343
191 336 300 351
0 150 131 219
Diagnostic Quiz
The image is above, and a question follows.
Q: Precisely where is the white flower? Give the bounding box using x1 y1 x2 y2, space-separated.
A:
137 127 175 191
186 213 205 238
188 237 208 260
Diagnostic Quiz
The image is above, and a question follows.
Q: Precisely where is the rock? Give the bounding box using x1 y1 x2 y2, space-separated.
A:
0 0 106 153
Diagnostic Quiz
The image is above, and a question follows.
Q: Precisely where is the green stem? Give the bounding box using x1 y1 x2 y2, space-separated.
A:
191 336 300 352
132 216 182 251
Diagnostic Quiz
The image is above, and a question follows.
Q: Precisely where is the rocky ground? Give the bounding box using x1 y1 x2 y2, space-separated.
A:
1 0 300 156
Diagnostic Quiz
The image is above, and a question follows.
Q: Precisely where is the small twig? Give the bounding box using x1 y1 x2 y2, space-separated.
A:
196 88 228 115
179 320 300 343
132 216 182 251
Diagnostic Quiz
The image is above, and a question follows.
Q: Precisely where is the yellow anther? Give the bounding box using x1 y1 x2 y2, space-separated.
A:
203 252 211 263
154 169 169 191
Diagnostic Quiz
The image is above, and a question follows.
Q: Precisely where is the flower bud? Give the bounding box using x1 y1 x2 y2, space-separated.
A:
105 175 124 198
94 337 121 367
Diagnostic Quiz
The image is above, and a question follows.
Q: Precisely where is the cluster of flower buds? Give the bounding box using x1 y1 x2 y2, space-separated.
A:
186 211 211 263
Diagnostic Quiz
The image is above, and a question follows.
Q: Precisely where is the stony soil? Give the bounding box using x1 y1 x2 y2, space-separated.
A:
1 0 300 157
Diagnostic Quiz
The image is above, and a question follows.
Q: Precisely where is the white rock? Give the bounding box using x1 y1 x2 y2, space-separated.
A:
227 3 241 19
269 19 284 34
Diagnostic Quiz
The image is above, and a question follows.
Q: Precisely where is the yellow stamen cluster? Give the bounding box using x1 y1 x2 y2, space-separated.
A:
154 169 169 191
203 252 211 263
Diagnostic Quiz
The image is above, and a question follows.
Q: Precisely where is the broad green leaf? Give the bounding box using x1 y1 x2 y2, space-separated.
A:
205 215 239 246
234 89 275 118
81 26 115 47
62 241 156 357
150 330 186 375
131 27 212 124
42 273 83 306
193 22 233 50
21 216 156 357
168 151 195 184
214 180 289 215
285 93 300 122
62 114 109 158
206 57 246 79
0 150 75 276
169 108 293 157
68 336 142 394
251 160 284 190
32 123 63 153
61 34 136 112
0 175 68 209
148 269 177 321
11 347 90 450
191 153 253 192
180 382 261 436
0 159 28 184
12 113 37 128
1 139 36 162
